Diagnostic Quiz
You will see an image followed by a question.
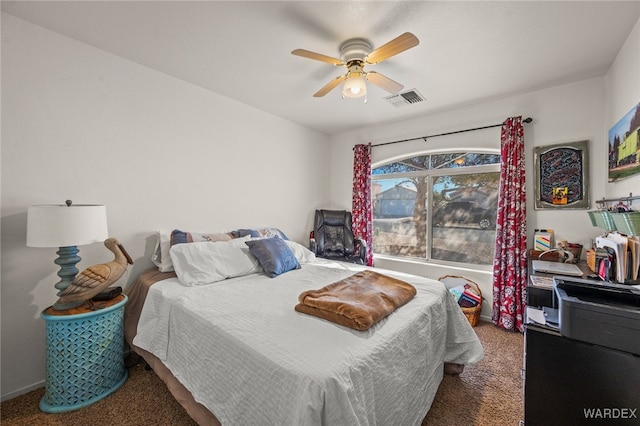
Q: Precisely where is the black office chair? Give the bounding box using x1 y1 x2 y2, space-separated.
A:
309 209 366 265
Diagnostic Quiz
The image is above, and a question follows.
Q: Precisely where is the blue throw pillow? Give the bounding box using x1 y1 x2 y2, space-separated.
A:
245 238 300 278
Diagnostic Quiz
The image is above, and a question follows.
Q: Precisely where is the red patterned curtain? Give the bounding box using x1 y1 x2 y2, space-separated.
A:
492 117 527 332
352 143 374 266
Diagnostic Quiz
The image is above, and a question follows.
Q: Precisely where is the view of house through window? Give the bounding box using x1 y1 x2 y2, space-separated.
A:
372 152 500 266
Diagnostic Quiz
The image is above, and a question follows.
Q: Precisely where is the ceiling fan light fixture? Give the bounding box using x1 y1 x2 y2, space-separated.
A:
342 72 367 98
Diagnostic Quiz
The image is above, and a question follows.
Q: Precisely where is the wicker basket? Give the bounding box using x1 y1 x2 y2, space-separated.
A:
438 275 482 327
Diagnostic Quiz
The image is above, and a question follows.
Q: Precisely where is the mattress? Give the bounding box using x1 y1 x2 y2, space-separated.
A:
132 259 483 425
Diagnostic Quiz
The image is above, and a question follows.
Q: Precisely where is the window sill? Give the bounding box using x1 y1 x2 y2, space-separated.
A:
373 254 494 274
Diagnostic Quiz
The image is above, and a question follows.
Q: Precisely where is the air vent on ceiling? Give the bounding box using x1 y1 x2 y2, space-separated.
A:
384 89 426 108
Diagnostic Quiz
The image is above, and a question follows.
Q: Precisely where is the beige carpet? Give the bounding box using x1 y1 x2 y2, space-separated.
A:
1 321 523 425
423 321 524 425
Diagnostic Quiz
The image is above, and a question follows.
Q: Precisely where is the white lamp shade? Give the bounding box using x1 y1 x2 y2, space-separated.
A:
342 73 367 98
27 204 109 248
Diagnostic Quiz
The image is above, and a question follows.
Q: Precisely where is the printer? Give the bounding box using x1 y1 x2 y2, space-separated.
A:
553 276 640 356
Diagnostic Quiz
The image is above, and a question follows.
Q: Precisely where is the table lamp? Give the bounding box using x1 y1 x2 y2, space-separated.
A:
27 200 109 310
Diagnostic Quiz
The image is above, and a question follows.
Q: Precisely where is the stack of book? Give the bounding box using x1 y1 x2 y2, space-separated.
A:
449 284 481 308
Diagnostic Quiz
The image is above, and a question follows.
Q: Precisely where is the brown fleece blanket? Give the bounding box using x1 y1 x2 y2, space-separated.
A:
295 270 417 331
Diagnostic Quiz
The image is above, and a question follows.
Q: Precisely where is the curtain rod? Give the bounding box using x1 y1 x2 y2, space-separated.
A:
369 117 533 148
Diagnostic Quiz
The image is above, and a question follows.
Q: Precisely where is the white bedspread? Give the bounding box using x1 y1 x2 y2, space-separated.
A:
134 260 483 426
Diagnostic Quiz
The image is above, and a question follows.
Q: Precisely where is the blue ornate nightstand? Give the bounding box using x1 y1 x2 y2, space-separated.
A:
39 295 128 413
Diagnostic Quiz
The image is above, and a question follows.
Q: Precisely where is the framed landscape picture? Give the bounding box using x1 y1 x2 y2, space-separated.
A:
534 140 590 209
608 101 640 182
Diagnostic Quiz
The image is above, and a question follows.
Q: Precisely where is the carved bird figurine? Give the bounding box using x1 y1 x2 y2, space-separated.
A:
55 238 133 310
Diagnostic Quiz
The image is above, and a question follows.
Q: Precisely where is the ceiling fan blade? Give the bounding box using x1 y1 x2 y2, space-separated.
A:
365 32 419 64
292 49 344 66
366 71 404 94
314 75 347 97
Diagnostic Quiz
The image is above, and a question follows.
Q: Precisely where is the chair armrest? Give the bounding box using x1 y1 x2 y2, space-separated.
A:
354 237 367 248
354 237 367 262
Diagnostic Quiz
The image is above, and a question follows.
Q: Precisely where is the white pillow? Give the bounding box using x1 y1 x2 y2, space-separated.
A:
152 229 235 272
227 235 254 247
170 238 261 286
285 240 316 264
151 230 174 272
231 237 315 264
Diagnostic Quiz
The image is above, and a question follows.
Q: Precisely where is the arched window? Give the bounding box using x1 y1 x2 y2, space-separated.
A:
372 151 500 266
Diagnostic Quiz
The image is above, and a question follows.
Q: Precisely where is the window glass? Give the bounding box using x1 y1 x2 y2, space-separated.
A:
372 177 427 258
372 152 500 266
431 172 500 264
372 157 426 173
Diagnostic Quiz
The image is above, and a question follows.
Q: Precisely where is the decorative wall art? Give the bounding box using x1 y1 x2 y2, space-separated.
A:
608 101 640 182
534 140 590 209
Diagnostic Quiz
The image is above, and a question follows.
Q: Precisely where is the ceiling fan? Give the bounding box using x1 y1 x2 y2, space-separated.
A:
292 32 419 100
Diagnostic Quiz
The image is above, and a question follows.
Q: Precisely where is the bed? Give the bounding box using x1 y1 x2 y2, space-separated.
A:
125 230 484 426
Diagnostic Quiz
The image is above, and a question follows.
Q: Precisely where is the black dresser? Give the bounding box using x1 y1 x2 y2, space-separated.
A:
524 322 640 425
523 273 640 425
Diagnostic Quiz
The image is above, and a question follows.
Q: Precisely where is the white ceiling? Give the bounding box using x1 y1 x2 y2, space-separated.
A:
3 1 640 135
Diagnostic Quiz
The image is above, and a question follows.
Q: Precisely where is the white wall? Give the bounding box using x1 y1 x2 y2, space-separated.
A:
605 16 640 199
0 13 330 400
330 76 612 321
